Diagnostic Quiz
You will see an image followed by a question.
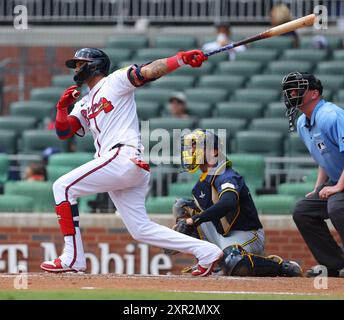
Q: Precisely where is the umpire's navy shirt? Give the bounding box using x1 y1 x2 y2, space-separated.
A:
297 99 344 183
192 160 262 235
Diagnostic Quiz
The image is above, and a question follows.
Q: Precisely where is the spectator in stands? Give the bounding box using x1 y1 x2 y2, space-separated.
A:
282 72 344 278
24 162 46 181
202 21 246 61
270 3 299 48
168 92 189 118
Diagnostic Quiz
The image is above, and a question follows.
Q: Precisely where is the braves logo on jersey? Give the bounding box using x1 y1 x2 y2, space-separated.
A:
88 97 114 119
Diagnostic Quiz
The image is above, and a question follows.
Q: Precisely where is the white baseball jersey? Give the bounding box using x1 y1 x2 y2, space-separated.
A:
70 67 142 157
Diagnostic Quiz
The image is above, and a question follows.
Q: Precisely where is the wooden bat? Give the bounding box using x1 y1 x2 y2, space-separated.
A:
204 14 316 57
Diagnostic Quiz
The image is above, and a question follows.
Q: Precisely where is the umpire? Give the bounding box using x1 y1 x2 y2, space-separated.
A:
282 72 344 277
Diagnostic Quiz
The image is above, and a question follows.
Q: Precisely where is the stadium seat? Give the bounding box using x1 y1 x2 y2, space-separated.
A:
0 130 17 154
148 117 196 131
233 131 284 156
0 154 9 184
300 36 343 50
135 88 172 104
322 89 333 101
254 194 295 215
185 88 228 104
30 87 64 103
0 116 37 136
74 133 95 153
285 132 309 156
10 101 55 121
215 61 263 77
0 195 34 213
216 102 264 120
281 49 328 63
51 75 75 88
251 36 294 50
49 152 93 168
106 35 148 50
119 60 147 68
197 75 245 93
149 75 195 90
21 130 68 154
249 118 289 136
47 165 74 182
229 153 265 194
231 89 280 105
145 196 176 214
316 75 344 91
277 182 315 200
168 182 195 197
305 169 318 183
172 62 214 76
333 50 344 61
205 52 230 63
133 48 177 62
246 75 284 91
154 35 197 50
265 61 313 75
136 101 161 120
315 61 344 75
265 102 286 118
4 181 55 212
236 49 280 64
185 102 213 118
101 48 133 68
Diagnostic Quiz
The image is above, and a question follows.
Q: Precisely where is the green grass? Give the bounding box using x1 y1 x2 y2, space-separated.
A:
0 289 343 300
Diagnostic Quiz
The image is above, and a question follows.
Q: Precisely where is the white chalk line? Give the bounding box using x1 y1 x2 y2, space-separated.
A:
167 290 330 296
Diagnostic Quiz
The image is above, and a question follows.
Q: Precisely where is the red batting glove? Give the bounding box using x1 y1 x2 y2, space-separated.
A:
56 85 80 110
178 50 208 68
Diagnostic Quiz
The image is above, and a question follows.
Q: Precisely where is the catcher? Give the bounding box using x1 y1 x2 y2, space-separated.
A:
166 129 302 277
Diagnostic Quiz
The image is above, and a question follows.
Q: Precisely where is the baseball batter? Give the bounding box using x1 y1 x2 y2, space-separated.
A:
40 48 223 276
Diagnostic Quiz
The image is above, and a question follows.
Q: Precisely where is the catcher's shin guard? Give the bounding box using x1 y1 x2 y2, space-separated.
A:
220 245 302 277
55 201 79 236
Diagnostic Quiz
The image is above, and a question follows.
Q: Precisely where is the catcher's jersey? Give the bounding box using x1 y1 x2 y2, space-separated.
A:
70 67 142 157
192 160 263 235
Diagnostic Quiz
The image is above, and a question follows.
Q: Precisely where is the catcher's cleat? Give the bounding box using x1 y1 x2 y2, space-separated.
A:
40 258 85 273
191 253 223 277
280 260 303 277
306 265 342 278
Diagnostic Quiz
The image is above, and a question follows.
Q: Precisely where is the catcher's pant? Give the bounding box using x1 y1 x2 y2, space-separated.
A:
199 222 265 255
293 182 344 271
53 145 222 269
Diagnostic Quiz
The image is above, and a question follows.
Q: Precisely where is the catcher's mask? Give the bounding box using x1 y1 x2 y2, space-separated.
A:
180 129 221 173
66 48 110 86
282 72 323 132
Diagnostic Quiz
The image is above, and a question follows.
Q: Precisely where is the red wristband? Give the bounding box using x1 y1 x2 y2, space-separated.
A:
166 54 185 72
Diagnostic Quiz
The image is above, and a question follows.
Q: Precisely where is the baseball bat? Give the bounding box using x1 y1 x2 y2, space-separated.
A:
204 14 316 57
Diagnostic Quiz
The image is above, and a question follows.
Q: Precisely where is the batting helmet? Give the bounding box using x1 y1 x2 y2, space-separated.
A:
66 48 110 86
282 72 323 132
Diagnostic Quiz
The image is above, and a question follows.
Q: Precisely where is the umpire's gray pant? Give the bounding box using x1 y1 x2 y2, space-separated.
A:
293 182 344 271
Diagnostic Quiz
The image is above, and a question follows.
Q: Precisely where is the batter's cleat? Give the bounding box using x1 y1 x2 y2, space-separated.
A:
280 260 303 277
191 253 224 277
40 258 84 273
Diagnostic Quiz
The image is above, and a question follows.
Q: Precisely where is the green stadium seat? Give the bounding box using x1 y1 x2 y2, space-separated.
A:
265 102 286 118
134 48 176 62
300 36 343 50
74 133 95 153
135 88 172 104
285 132 309 156
30 87 64 103
149 75 195 90
265 61 313 75
0 154 9 184
236 49 280 64
172 62 214 76
10 101 55 121
154 35 197 50
231 89 280 105
281 49 328 63
47 165 73 182
247 75 284 91
162 102 212 118
145 196 176 214
0 195 34 213
51 75 75 88
106 35 148 50
119 60 147 68
197 75 245 93
229 153 265 194
0 116 37 136
185 88 228 104
333 50 344 60
315 61 344 75
215 61 263 77
206 52 230 63
249 118 289 136
78 194 98 213
148 117 196 131
251 36 294 50
0 130 17 154
316 75 344 91
136 101 161 120
277 182 315 200
254 194 295 215
305 169 318 183
21 130 68 154
168 182 195 197
322 89 333 101
101 48 133 66
49 152 93 168
5 181 55 212
216 102 264 120
233 131 284 156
